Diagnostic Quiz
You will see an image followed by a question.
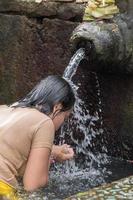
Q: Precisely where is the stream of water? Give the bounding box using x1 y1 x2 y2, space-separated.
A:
19 48 133 200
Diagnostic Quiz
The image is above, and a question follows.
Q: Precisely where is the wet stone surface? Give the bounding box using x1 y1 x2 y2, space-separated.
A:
65 175 133 200
17 173 133 200
0 15 78 104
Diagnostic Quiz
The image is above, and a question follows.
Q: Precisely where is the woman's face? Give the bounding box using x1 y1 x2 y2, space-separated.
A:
52 109 72 131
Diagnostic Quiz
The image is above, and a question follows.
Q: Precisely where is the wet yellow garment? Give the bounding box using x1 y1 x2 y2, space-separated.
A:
0 180 18 200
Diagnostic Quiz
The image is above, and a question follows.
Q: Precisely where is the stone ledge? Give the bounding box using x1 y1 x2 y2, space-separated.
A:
0 0 128 21
0 0 85 21
65 175 133 200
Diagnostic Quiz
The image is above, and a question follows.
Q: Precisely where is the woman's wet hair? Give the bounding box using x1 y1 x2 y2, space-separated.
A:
11 75 75 115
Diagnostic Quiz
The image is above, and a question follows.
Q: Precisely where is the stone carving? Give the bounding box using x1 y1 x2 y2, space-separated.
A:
71 0 133 73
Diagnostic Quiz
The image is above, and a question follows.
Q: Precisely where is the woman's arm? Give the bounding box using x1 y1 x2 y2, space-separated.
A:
23 119 55 192
23 147 50 192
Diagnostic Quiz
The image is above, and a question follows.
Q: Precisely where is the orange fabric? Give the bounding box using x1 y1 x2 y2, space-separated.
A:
0 105 55 188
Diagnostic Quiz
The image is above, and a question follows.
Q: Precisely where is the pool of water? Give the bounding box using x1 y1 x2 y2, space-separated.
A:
18 156 133 200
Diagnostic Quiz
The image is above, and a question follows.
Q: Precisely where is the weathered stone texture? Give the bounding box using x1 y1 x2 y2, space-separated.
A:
0 0 129 18
116 0 129 13
57 3 84 20
99 74 133 159
65 175 133 200
0 14 78 103
71 14 133 74
0 0 85 20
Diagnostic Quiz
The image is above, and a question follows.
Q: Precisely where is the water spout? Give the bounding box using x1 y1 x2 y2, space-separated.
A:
70 15 133 74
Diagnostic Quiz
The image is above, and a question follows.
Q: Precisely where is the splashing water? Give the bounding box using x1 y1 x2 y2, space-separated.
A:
62 48 108 168
49 48 112 197
57 82 109 172
45 48 112 198
18 48 133 200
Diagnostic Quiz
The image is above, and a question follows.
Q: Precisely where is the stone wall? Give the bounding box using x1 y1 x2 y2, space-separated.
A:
0 0 83 103
0 0 129 103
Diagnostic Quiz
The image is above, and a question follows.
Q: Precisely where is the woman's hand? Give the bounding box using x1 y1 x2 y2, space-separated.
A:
51 144 74 162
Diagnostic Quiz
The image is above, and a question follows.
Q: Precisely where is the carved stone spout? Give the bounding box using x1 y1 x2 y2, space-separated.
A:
71 3 133 73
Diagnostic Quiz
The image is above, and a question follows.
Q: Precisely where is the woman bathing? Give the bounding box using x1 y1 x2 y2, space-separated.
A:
0 75 75 199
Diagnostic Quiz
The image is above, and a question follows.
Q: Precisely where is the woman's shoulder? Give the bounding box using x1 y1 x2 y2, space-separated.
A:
0 104 9 109
32 109 54 130
30 109 55 137
0 105 53 128
27 108 51 120
18 107 53 127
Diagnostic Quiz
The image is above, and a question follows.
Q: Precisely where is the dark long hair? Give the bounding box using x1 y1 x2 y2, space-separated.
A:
11 75 75 115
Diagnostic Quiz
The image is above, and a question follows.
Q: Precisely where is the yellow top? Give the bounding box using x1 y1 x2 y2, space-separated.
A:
0 180 18 200
0 105 55 188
